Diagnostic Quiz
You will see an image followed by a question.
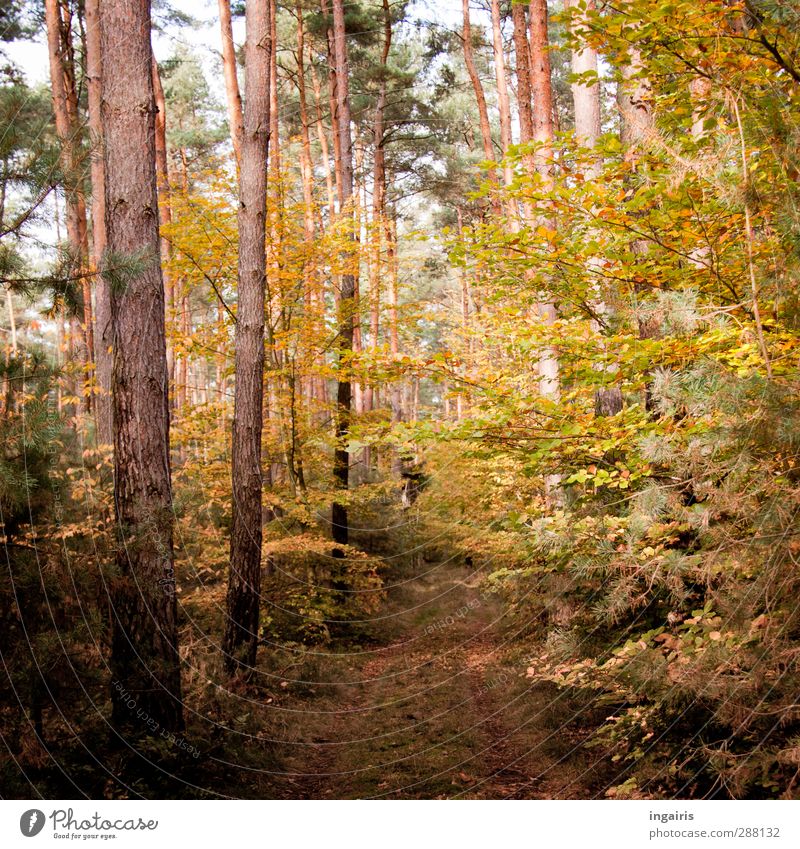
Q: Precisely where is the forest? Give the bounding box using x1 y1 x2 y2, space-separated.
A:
1 0 800 801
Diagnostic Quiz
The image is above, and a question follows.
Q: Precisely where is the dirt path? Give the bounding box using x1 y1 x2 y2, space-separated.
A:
258 558 610 799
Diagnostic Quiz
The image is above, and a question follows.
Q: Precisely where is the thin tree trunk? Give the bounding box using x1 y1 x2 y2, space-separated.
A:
490 0 514 190
295 8 322 406
223 0 271 673
527 0 560 405
45 0 93 413
365 0 392 416
462 0 497 194
218 0 244 168
618 43 659 409
529 0 554 182
86 0 111 442
330 0 356 545
309 58 337 217
151 56 176 407
101 0 182 732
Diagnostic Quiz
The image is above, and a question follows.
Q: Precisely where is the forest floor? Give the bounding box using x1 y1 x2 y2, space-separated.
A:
251 554 618 800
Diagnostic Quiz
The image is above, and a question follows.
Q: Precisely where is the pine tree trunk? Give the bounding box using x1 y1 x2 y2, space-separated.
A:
309 59 337 217
528 0 554 182
365 0 392 416
151 56 175 408
45 0 93 413
218 0 244 169
100 0 182 732
295 8 322 407
512 4 533 148
330 0 356 546
462 0 497 190
223 0 271 674
85 0 112 443
490 0 514 191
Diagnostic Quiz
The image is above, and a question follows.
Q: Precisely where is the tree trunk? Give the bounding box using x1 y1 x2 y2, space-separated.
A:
100 0 182 732
618 44 658 407
566 0 601 157
151 56 175 408
528 0 554 182
309 58 337 217
45 0 93 413
365 0 392 416
223 0 271 674
85 0 111 442
490 0 514 191
527 0 560 405
330 0 356 546
218 0 244 169
462 0 498 196
512 3 533 148
295 8 322 407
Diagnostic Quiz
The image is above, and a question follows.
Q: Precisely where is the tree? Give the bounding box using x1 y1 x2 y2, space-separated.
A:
44 0 93 412
218 0 244 169
85 0 111 443
461 0 496 184
330 0 356 545
100 0 182 731
223 0 271 673
489 0 513 191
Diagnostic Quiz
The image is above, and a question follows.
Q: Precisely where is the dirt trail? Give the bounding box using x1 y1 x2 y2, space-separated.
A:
261 558 609 799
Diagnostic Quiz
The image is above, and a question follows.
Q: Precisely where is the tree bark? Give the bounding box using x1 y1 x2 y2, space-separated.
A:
218 0 244 169
100 0 182 732
330 0 356 545
512 4 533 148
223 0 271 674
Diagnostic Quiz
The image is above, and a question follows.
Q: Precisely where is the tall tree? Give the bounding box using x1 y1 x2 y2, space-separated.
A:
566 0 600 159
85 0 111 442
461 0 496 182
490 0 513 190
223 0 271 673
330 0 356 545
365 0 393 416
527 0 559 403
151 56 176 403
45 0 93 411
218 0 244 168
100 0 182 731
528 0 554 182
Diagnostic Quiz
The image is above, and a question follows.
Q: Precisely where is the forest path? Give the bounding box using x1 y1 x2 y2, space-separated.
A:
261 557 607 799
